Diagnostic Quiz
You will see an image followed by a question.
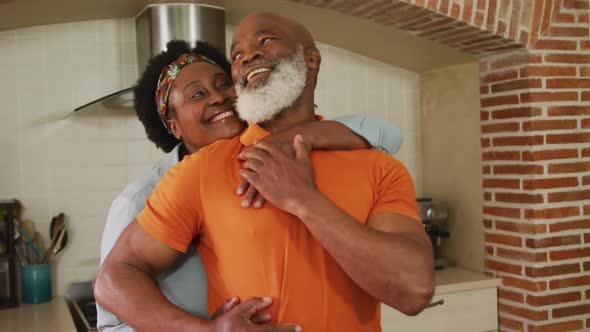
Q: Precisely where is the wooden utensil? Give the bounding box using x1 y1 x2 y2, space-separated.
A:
42 225 66 264
49 213 67 255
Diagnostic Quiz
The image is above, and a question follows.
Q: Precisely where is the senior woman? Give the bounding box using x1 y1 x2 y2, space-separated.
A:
98 40 403 331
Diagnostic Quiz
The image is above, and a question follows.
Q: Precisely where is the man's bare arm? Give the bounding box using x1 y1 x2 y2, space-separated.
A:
95 220 301 332
95 221 207 332
239 137 435 315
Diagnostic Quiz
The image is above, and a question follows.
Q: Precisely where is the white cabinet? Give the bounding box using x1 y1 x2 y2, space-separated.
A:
381 268 500 332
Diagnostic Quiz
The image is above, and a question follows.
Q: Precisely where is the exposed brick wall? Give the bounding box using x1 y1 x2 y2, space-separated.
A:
291 0 590 330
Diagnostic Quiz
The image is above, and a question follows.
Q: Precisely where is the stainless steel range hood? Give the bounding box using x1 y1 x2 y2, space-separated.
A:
72 3 226 114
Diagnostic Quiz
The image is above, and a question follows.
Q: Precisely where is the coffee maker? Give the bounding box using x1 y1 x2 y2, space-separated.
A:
417 198 450 269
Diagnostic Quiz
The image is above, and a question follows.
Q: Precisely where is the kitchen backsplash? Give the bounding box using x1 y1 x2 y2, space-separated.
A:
0 18 421 294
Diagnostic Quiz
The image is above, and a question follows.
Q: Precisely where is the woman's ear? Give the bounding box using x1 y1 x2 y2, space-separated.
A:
167 119 182 140
305 47 321 71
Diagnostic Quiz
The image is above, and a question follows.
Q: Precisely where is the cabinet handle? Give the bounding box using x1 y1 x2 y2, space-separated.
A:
425 299 444 309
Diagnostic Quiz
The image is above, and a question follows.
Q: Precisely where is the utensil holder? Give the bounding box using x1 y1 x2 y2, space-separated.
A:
20 264 52 304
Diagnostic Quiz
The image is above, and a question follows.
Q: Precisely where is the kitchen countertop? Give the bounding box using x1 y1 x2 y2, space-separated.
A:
0 296 76 332
435 267 501 295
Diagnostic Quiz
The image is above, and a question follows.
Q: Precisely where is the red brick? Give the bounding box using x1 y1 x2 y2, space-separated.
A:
481 95 520 107
500 316 524 331
486 245 494 255
550 275 590 290
476 0 485 10
533 39 578 50
485 258 522 275
494 164 544 175
499 303 548 321
554 12 576 23
492 107 542 119
523 120 577 131
493 136 544 146
549 105 590 116
550 247 590 261
549 190 590 203
582 119 590 128
547 78 590 89
527 292 582 307
586 233 590 242
583 148 590 157
547 133 590 144
481 110 489 121
483 164 491 174
524 177 579 190
491 52 535 70
484 192 492 201
483 178 520 188
526 235 581 248
481 68 518 83
462 0 473 21
549 162 590 173
483 219 493 228
581 67 590 76
520 66 577 77
525 207 580 219
499 288 524 303
481 122 519 133
496 192 544 204
550 219 590 232
481 137 490 147
585 206 590 215
522 149 578 161
525 263 580 277
503 276 546 292
583 91 590 101
492 79 542 93
564 0 589 9
582 40 590 50
521 91 578 103
485 233 522 247
482 151 520 161
549 27 589 38
584 261 590 270
528 320 584 332
484 206 521 218
496 220 546 234
553 304 590 318
498 247 547 263
540 0 554 38
480 85 489 95
545 53 590 64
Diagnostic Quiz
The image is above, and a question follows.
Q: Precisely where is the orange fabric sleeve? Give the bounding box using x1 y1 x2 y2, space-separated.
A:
136 156 202 253
371 153 421 222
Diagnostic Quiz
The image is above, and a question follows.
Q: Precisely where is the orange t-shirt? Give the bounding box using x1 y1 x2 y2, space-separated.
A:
137 121 420 332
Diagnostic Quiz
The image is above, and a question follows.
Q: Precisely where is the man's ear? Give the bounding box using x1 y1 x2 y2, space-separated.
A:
167 119 182 140
305 47 321 71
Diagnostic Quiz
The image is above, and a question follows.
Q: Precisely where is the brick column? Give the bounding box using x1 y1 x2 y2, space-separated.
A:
480 3 590 330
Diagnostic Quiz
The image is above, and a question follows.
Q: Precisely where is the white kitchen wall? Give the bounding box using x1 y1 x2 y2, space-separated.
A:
0 19 421 294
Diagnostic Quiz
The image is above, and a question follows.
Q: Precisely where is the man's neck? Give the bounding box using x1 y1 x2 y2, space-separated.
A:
259 93 316 133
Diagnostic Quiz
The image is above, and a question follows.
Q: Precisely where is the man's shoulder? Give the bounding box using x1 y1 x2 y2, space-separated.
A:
320 149 401 167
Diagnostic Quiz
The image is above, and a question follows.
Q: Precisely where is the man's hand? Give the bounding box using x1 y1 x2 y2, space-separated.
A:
235 133 304 209
238 135 316 215
209 297 301 332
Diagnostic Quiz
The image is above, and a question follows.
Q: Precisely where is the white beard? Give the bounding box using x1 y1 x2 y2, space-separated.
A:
235 46 307 124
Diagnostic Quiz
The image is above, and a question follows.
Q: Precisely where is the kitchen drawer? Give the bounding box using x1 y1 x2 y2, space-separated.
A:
381 286 498 332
